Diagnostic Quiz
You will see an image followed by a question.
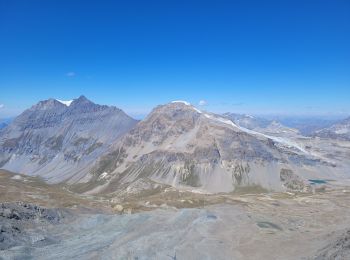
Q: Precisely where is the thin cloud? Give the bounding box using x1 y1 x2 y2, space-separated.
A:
66 72 76 77
0 104 4 109
199 100 207 106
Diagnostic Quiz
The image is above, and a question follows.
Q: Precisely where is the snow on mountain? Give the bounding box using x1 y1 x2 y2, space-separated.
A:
171 100 202 113
171 100 191 106
56 99 74 106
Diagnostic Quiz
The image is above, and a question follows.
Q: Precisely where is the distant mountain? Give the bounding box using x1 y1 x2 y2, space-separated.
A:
0 118 13 130
222 113 271 129
222 113 300 137
275 117 339 136
223 114 341 137
314 117 350 140
0 96 138 183
84 101 335 195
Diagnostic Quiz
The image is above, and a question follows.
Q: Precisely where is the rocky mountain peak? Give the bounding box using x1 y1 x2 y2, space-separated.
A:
143 101 202 129
149 101 201 118
31 99 66 111
69 95 97 109
71 95 92 105
0 96 138 183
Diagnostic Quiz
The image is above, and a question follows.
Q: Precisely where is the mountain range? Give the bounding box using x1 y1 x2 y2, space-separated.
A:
1 97 349 195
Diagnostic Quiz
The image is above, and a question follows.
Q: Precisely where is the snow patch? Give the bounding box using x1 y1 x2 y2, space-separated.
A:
171 100 191 106
335 129 349 134
56 99 73 106
11 175 23 180
98 172 108 180
171 100 202 114
192 107 202 114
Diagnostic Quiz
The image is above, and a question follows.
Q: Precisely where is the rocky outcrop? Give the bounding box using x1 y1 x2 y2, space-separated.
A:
0 202 65 250
280 168 310 192
315 229 350 260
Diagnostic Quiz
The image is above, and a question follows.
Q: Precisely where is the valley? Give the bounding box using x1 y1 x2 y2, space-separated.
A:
1 169 350 259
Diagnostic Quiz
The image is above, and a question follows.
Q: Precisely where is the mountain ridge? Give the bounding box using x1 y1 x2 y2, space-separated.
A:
0 96 138 184
84 101 339 195
1 98 349 195
314 117 350 140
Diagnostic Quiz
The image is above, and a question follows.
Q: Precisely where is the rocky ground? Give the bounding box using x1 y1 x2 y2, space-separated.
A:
0 202 66 251
1 169 350 259
315 229 350 260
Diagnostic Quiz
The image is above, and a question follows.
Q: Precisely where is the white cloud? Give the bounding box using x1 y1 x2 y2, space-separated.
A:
198 100 207 106
66 72 76 77
0 104 4 109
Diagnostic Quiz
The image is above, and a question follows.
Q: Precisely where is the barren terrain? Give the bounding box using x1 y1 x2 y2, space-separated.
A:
1 169 350 259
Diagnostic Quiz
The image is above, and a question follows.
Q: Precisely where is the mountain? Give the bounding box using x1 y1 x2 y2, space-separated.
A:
223 114 339 137
0 96 138 183
0 122 7 129
2 98 347 195
274 117 339 136
0 118 13 130
85 101 338 195
222 113 300 138
222 113 271 130
314 117 350 140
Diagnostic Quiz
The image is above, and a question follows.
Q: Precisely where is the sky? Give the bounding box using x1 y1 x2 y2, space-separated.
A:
0 0 349 119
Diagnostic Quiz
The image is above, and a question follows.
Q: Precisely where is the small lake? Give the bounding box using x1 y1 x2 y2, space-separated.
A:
308 179 328 184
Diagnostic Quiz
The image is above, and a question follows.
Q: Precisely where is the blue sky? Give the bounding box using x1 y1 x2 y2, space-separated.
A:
0 0 349 118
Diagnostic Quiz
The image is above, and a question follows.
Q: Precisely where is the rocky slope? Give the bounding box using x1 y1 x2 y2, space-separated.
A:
85 101 340 195
0 96 138 184
3 190 350 260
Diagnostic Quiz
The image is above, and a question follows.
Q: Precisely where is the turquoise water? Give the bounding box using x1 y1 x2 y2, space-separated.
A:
308 179 328 184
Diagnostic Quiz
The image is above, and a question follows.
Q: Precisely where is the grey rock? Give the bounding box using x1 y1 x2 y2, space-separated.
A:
0 202 64 250
0 96 138 184
315 229 350 260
